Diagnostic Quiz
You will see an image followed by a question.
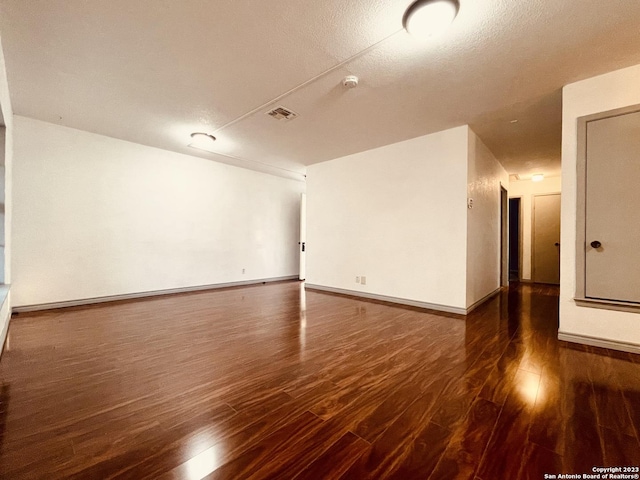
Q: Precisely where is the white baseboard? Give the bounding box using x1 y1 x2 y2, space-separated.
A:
12 276 299 313
304 284 466 315
466 287 502 314
558 331 640 355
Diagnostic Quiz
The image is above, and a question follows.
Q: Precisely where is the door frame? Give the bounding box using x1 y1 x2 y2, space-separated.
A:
531 192 561 284
500 186 508 287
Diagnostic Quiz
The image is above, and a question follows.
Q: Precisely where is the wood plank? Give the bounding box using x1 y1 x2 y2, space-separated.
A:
429 397 501 480
292 432 369 480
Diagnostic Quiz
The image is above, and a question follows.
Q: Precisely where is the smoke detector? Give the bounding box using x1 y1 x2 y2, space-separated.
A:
266 106 298 121
342 75 359 88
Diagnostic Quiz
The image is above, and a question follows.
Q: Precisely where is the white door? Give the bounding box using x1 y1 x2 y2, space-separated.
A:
299 193 306 281
585 111 640 302
533 194 561 284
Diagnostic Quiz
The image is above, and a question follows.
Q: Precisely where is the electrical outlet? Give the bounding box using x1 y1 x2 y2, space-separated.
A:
355 276 360 283
242 268 245 274
361 276 366 285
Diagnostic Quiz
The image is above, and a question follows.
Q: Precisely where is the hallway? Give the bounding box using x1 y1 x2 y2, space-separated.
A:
0 282 638 478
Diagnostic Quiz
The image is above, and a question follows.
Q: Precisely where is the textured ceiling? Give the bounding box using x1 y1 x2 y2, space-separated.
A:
1 0 640 180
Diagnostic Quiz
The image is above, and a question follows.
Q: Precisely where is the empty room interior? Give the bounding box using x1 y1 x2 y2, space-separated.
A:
0 0 640 478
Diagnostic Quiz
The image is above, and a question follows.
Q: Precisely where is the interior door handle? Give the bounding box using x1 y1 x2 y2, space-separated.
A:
554 242 560 246
590 240 602 248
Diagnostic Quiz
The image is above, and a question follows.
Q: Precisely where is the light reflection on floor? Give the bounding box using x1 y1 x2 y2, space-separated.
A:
184 442 224 480
299 283 307 356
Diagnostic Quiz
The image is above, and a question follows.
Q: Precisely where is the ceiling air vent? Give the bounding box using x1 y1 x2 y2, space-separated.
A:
266 106 298 121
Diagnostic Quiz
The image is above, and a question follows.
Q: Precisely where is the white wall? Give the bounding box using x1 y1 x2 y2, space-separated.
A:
561 63 640 347
466 129 509 308
12 116 304 307
306 126 469 310
509 176 562 280
0 33 13 352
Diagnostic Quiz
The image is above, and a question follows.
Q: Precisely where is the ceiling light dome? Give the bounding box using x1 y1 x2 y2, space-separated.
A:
403 0 460 39
532 174 545 182
189 132 216 149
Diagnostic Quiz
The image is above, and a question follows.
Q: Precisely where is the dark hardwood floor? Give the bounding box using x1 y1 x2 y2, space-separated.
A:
0 281 639 479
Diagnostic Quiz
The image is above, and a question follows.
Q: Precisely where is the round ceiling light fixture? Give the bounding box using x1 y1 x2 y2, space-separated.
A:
403 0 460 39
189 132 217 149
532 173 545 182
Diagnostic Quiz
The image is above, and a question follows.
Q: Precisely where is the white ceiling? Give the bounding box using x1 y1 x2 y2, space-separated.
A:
1 0 640 181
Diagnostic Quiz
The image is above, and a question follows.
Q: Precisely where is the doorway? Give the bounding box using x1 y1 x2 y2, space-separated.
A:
508 197 521 282
533 193 561 284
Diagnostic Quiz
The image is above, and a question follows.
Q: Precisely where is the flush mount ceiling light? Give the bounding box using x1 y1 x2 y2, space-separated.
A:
189 132 217 150
532 173 545 182
403 0 460 39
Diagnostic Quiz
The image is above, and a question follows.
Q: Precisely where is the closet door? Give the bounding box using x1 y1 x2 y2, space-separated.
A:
533 194 561 285
585 110 640 303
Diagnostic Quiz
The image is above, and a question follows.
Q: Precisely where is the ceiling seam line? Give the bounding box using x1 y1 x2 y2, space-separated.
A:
213 28 405 134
